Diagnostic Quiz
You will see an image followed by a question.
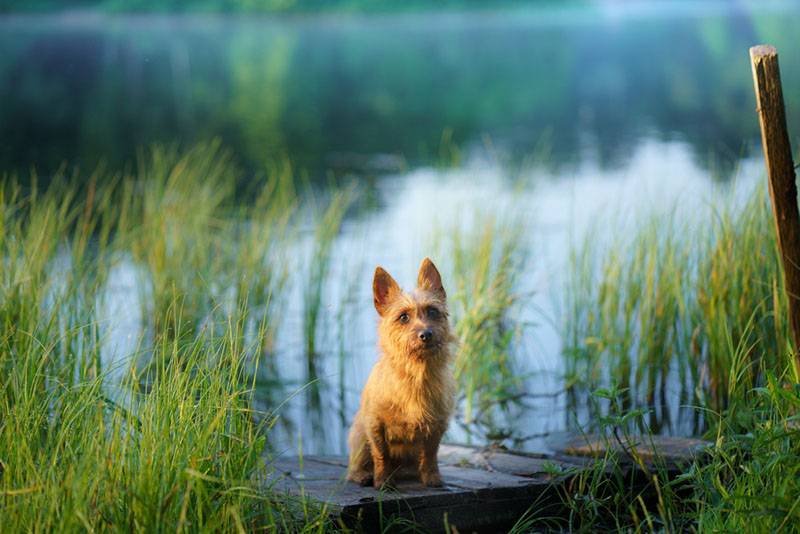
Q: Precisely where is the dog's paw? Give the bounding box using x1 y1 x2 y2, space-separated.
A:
373 475 393 489
347 472 373 487
421 473 443 487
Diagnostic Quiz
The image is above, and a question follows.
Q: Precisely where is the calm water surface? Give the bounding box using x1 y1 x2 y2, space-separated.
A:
3 1 799 454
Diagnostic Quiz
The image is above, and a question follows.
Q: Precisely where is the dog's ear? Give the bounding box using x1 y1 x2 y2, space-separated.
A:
417 257 446 300
373 266 401 316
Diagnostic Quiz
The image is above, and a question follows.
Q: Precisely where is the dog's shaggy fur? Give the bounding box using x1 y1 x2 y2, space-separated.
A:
346 258 455 488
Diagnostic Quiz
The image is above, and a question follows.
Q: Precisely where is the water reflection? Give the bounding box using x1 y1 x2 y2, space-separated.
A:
95 137 762 454
1 2 798 177
10 0 795 454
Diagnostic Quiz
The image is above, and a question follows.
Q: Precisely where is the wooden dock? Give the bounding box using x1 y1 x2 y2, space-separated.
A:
266 434 709 532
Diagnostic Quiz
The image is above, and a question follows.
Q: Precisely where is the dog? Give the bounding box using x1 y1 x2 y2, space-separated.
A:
346 258 456 489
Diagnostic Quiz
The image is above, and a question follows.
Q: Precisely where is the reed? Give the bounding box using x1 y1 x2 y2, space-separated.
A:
8 141 797 531
302 187 354 368
436 212 530 442
0 149 335 531
563 185 794 432
555 183 800 531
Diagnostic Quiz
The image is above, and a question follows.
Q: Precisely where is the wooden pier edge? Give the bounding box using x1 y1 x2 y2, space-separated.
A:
266 434 710 532
750 44 800 380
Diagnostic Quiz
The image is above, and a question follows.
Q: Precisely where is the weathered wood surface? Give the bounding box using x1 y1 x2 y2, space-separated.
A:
750 44 800 377
546 432 709 469
266 435 709 532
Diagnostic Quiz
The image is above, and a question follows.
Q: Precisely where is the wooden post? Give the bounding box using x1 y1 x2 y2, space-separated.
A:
750 45 800 379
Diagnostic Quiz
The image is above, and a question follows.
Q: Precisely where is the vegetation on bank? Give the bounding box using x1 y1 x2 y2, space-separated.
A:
0 0 544 14
509 377 800 532
4 6 796 181
559 184 800 531
0 143 528 530
1 142 799 530
0 144 327 530
564 185 798 421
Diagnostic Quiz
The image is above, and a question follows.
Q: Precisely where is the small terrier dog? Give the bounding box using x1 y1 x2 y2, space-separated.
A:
347 258 455 488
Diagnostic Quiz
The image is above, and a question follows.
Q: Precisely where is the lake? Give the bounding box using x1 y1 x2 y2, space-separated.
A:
2 1 799 454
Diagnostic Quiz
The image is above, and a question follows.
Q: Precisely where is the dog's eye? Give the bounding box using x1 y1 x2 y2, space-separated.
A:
427 307 440 319
398 313 410 324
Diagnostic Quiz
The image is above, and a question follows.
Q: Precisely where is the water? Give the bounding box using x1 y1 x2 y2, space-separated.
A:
99 142 765 455
3 2 798 175
4 1 800 454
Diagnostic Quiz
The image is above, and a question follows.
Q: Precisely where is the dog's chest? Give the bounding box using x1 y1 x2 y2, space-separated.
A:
382 395 444 445
383 414 431 444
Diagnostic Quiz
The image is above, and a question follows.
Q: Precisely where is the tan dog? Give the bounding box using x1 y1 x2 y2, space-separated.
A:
347 258 455 488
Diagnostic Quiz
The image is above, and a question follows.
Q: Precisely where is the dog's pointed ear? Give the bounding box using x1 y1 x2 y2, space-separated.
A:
417 257 445 300
373 266 400 316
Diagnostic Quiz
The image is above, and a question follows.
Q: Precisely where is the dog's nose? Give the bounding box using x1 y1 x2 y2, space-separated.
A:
419 329 433 343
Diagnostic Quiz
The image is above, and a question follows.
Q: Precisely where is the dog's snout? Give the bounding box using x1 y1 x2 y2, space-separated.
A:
419 329 433 343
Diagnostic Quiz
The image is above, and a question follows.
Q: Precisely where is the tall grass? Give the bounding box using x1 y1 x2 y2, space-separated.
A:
691 374 800 532
12 140 799 531
302 188 353 372
435 212 530 443
563 185 795 432
0 148 348 531
299 187 354 444
2 142 543 532
128 143 235 341
534 377 800 532
556 183 800 531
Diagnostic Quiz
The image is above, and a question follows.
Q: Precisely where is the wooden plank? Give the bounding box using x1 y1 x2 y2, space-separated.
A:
264 436 707 531
546 433 710 468
340 485 565 534
437 443 486 467
269 457 345 480
265 447 573 532
750 44 800 379
332 473 565 532
439 464 533 489
439 443 582 478
267 455 544 496
484 451 572 479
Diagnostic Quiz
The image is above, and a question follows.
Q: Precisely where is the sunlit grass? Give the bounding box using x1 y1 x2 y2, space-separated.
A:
563 185 795 433
0 149 342 531
1 144 533 530
302 187 354 373
433 211 530 443
6 140 799 531
557 183 800 531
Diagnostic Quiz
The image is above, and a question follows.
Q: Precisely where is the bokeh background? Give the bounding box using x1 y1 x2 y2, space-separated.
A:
2 0 799 455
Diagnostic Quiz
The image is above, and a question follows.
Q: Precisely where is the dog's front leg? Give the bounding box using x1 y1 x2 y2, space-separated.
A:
418 436 443 487
367 422 391 488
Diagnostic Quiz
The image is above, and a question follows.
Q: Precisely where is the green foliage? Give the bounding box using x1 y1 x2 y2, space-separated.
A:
564 186 794 432
692 376 800 532
433 212 529 443
558 185 800 532
0 144 537 529
0 0 536 13
555 382 800 533
6 3 795 181
0 147 346 531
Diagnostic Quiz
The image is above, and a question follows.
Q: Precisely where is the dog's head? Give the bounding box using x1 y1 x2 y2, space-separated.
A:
373 258 452 360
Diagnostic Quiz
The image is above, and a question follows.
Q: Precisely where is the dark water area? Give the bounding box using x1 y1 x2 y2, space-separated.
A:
1 1 799 179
